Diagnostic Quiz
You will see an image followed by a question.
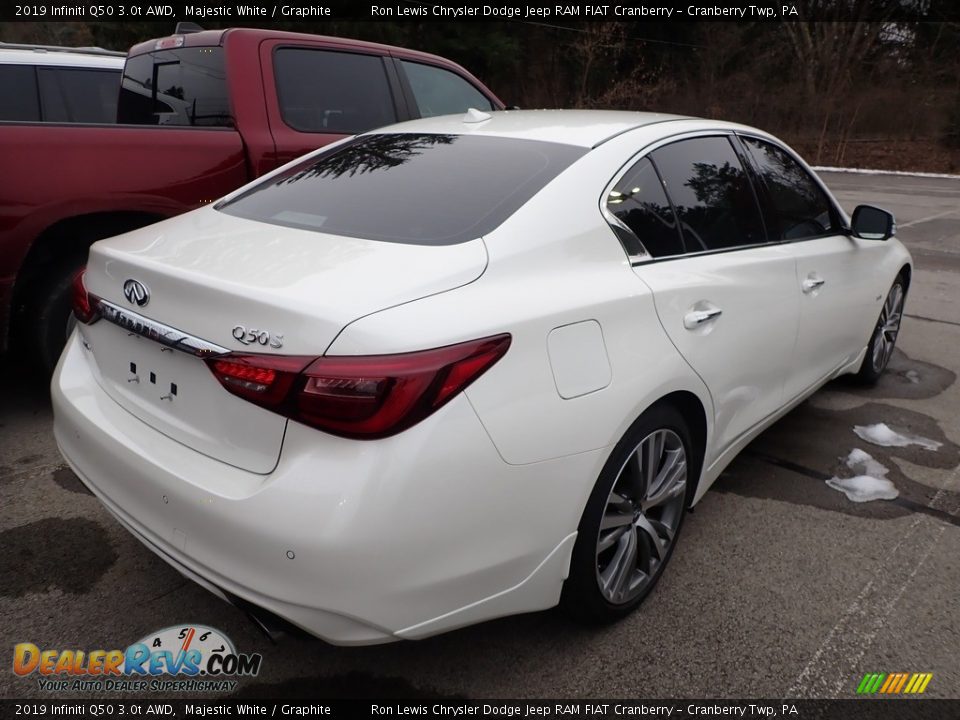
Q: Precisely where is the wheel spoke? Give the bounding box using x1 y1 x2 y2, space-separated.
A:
643 433 664 496
597 524 631 554
886 285 903 318
872 330 885 369
649 516 676 544
623 448 645 503
599 526 638 600
643 448 686 511
643 477 686 513
605 491 633 514
600 507 634 531
882 334 896 366
655 446 682 486
634 513 665 562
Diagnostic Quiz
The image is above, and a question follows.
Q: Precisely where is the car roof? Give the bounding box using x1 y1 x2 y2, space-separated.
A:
365 109 702 148
0 46 124 69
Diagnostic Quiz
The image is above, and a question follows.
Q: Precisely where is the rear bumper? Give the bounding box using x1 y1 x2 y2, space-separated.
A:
52 332 596 644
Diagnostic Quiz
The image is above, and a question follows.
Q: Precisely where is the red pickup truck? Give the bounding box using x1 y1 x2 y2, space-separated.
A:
1 27 503 369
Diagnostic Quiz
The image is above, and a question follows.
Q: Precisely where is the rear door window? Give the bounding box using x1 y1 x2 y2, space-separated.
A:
0 65 40 121
651 136 766 252
274 48 397 134
400 60 493 118
605 156 683 258
741 136 839 240
38 68 119 123
118 47 231 126
218 133 585 245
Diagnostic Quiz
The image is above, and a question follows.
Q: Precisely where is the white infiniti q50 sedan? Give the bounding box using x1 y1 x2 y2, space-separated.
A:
53 110 911 644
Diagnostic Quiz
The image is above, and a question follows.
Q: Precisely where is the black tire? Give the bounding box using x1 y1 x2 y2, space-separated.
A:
561 404 692 623
24 260 82 374
855 277 907 385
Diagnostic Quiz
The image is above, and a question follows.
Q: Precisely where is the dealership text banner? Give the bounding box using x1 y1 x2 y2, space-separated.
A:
6 1 959 22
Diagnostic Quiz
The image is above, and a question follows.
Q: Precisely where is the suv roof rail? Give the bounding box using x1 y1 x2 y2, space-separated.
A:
0 41 124 58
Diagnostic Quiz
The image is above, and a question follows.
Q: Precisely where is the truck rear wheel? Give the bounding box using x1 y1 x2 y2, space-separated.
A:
25 260 81 374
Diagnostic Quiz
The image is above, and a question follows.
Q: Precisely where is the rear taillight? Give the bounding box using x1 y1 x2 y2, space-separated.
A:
205 334 511 439
71 269 99 324
208 355 312 405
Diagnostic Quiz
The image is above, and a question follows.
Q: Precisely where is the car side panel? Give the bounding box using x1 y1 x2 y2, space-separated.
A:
634 245 798 467
333 261 709 469
787 234 893 398
328 133 715 483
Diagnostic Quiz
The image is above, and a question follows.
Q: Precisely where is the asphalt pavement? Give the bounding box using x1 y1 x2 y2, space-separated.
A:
1 170 958 700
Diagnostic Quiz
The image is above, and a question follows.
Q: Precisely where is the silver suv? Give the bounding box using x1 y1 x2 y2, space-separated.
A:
0 43 124 123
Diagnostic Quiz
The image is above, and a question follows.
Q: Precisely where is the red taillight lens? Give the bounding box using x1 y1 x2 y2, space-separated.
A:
208 354 313 406
205 334 511 439
71 269 99 324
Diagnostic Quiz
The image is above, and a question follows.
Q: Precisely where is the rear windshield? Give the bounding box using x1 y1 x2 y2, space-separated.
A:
117 47 231 127
217 133 586 245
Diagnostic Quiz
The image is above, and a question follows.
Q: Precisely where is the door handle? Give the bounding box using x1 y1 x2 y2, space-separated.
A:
802 276 826 293
683 307 723 329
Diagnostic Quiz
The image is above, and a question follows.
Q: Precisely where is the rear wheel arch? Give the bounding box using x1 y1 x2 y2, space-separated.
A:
596 390 708 511
643 391 708 507
562 392 706 622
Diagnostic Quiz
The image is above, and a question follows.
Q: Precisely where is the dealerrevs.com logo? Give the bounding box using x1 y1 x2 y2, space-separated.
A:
13 625 262 693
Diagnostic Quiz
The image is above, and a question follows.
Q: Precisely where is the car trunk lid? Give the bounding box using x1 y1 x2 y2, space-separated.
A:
79 207 487 473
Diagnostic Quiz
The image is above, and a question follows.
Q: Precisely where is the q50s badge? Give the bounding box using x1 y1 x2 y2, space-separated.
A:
232 325 283 349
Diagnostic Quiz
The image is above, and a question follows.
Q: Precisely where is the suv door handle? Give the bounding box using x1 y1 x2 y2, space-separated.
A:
683 307 723 329
802 275 826 293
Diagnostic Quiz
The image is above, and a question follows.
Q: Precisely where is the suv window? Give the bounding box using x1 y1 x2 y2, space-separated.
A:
651 136 766 252
218 133 585 246
741 136 838 240
118 48 231 126
605 156 683 258
400 60 493 118
0 65 40 121
274 48 397 134
38 68 119 123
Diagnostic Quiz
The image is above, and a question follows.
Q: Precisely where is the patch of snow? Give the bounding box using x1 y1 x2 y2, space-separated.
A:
826 448 899 503
853 422 942 451
812 166 960 180
905 370 920 384
845 447 890 479
826 475 900 503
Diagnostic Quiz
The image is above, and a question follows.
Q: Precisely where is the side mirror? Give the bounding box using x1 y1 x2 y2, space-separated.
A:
851 205 896 241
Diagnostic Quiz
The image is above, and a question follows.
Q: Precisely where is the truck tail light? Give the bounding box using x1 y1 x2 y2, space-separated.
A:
205 334 511 439
71 269 100 325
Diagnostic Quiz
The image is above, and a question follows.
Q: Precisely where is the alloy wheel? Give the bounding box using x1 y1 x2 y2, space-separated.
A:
872 282 904 373
596 428 687 605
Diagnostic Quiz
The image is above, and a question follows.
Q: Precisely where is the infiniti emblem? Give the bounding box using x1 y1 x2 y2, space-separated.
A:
123 279 150 307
